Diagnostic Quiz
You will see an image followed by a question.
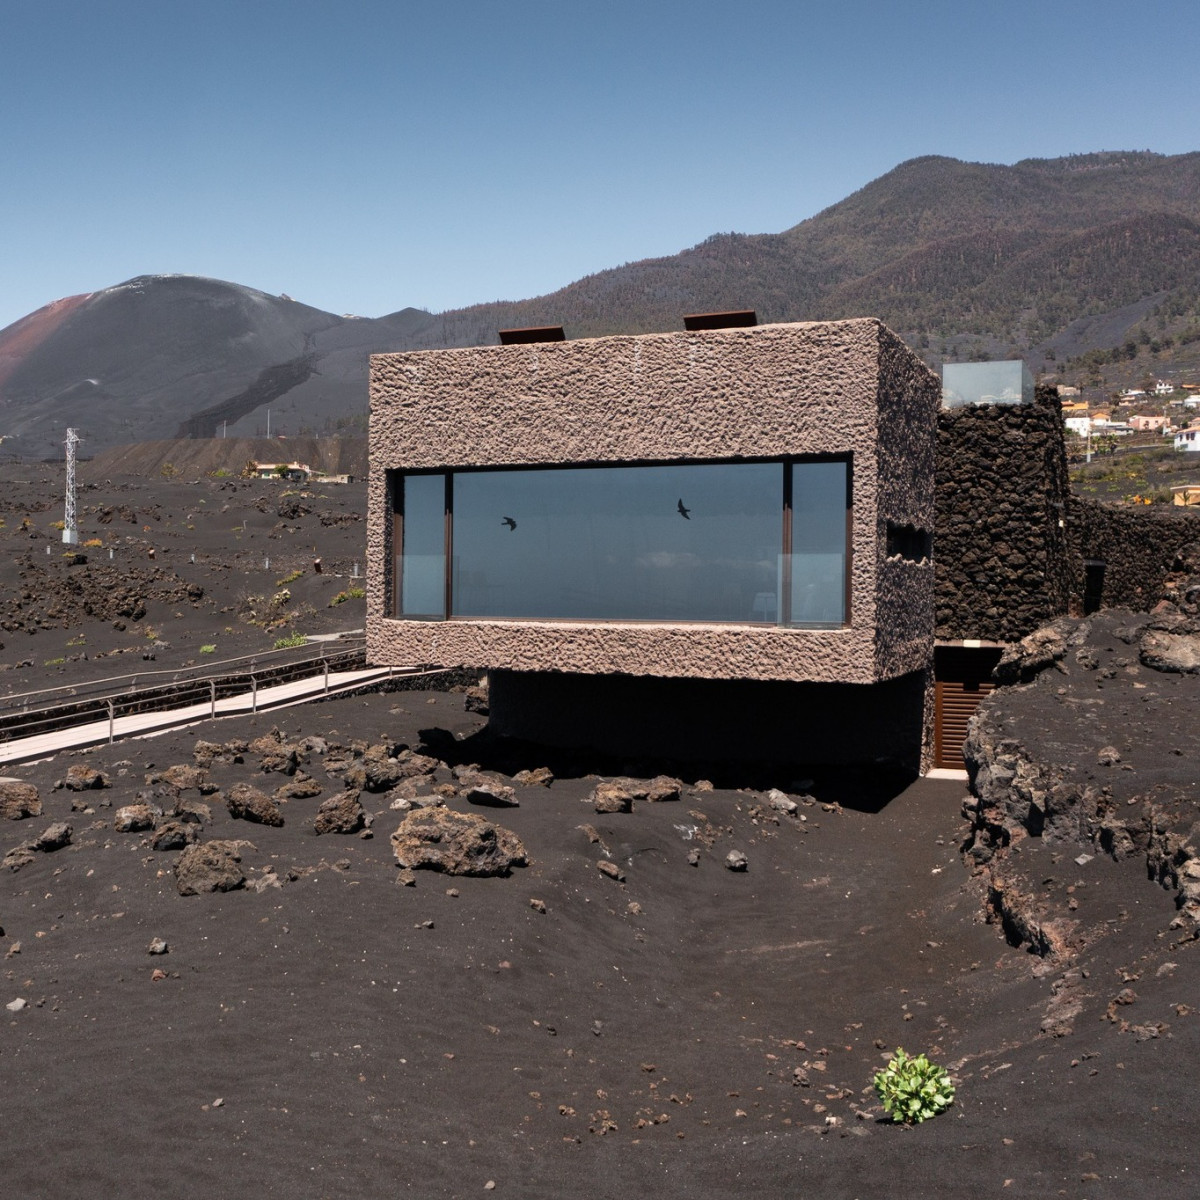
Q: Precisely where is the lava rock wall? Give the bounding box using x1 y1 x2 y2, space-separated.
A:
935 385 1074 641
1072 498 1199 612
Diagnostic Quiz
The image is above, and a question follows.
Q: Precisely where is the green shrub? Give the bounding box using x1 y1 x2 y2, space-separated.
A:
199 644 216 655
275 569 304 587
329 586 366 607
873 1049 955 1124
273 631 307 649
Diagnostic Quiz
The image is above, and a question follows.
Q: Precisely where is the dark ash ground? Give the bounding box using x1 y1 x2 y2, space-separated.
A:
1 466 1198 1199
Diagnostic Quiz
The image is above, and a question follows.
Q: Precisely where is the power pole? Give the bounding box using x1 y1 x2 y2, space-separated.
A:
63 427 80 544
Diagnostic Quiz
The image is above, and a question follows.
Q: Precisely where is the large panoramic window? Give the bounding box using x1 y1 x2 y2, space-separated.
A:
393 459 849 627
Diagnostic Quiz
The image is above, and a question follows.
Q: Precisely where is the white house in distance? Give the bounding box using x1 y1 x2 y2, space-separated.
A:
1175 428 1200 452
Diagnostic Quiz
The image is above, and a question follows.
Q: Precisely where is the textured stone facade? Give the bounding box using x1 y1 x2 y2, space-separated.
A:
934 385 1073 642
366 319 940 687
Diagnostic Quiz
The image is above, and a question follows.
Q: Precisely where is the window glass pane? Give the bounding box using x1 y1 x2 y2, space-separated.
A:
451 463 782 622
399 473 445 616
789 461 847 626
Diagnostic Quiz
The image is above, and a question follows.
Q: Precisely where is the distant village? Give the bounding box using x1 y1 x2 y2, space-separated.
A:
1059 377 1200 460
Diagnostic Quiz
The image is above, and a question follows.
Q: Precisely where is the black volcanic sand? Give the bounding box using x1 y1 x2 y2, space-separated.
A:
0 464 370 697
1 464 1198 1197
0 687 1196 1199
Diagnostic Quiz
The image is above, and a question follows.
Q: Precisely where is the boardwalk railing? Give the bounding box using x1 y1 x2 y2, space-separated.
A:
0 636 400 749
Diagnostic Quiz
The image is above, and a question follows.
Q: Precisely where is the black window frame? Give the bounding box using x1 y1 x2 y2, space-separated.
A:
390 455 853 628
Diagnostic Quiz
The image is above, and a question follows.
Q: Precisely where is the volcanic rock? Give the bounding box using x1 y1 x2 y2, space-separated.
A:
174 798 212 824
157 763 211 792
114 804 158 833
249 731 301 775
175 840 247 896
313 792 366 835
591 782 634 814
32 822 72 852
464 781 520 808
192 739 229 766
0 781 41 820
344 755 404 793
277 496 312 520
3 847 36 872
513 767 554 788
390 809 526 877
62 765 110 791
225 783 285 827
591 776 682 810
150 821 197 851
767 789 799 815
1139 627 1200 674
386 776 435 803
992 619 1073 685
643 775 684 803
274 772 322 800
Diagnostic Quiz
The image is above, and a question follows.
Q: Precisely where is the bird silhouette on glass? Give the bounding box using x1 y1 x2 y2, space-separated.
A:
501 517 517 531
677 498 691 519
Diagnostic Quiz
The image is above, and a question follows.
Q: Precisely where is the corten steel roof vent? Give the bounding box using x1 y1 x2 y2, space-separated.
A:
683 310 757 331
498 325 566 345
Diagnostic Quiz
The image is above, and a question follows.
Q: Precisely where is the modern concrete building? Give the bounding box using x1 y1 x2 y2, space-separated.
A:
367 317 941 773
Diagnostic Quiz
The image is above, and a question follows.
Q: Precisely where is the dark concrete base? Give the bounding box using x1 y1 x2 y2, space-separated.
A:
487 669 929 775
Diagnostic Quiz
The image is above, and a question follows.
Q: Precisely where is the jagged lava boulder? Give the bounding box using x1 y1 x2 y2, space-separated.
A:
391 809 527 877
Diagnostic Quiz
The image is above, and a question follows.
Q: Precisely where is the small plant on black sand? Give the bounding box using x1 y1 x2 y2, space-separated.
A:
329 586 365 606
275 568 304 587
273 631 307 649
199 644 216 655
873 1049 955 1124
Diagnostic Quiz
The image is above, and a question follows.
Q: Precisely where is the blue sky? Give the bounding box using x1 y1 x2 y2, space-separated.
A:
2 0 1197 331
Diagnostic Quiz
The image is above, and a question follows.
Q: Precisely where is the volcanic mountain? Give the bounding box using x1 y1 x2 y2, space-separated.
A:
3 150 1200 457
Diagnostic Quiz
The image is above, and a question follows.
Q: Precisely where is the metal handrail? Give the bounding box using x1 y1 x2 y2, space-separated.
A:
0 632 366 714
0 661 445 762
0 645 377 746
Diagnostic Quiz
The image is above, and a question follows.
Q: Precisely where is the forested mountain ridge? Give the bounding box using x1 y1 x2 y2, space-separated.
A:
3 151 1199 456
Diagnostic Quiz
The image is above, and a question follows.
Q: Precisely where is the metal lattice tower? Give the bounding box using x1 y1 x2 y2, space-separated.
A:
63 428 80 545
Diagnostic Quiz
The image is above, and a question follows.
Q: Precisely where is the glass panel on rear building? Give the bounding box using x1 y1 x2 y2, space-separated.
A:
940 360 1034 408
451 463 783 622
398 473 446 617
